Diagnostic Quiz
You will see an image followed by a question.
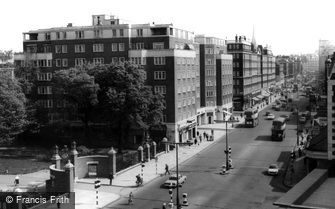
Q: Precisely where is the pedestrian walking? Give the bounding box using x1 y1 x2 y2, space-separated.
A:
194 137 198 146
203 132 206 139
196 131 199 136
14 175 19 186
128 192 134 205
240 113 243 118
164 164 170 175
109 172 114 186
199 135 202 143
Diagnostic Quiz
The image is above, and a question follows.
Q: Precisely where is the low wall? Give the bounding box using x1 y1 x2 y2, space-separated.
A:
76 155 109 179
48 165 69 193
274 168 328 208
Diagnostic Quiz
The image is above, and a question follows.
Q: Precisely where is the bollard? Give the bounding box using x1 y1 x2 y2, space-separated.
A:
182 193 188 206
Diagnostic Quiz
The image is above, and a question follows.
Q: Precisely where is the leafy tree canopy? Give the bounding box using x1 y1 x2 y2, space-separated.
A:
0 75 27 143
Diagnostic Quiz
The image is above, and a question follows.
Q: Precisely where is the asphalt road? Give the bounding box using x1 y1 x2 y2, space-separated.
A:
106 94 308 209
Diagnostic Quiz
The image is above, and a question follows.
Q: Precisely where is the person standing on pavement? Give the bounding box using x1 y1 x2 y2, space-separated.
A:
162 203 167 209
109 172 114 186
199 135 202 143
165 164 170 175
194 137 197 146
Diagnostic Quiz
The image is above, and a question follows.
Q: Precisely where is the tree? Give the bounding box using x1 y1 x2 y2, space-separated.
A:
0 50 13 63
89 62 165 152
51 68 99 130
0 75 27 144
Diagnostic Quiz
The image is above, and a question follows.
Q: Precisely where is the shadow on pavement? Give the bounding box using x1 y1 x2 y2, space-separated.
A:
268 151 291 193
254 135 274 141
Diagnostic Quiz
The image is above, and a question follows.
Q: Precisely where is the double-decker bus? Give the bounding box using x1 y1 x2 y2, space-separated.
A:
244 108 259 127
271 117 286 141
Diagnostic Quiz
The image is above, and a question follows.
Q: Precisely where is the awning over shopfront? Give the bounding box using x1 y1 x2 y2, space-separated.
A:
257 95 264 100
252 97 260 102
222 110 232 115
262 92 271 97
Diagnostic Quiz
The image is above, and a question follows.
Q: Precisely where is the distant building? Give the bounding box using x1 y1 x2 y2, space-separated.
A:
302 54 318 73
226 35 274 111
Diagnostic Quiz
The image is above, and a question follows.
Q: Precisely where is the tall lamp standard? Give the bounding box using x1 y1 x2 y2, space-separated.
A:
162 136 192 209
215 117 239 171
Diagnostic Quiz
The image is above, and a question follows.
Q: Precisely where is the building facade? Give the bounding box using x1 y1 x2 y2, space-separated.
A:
15 14 200 143
195 35 233 124
227 35 273 111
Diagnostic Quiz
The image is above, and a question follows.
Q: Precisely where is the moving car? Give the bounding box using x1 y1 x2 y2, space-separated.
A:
267 164 279 175
164 174 187 188
266 113 275 120
265 111 271 116
280 114 290 121
274 105 281 111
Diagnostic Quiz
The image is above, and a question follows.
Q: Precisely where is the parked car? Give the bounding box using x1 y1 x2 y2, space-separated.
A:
266 113 275 120
274 105 281 111
164 174 187 188
265 111 271 116
280 114 290 121
267 164 279 175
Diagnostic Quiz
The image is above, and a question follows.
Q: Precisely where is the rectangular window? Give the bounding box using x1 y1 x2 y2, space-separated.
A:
75 44 85 53
38 86 52 95
75 58 86 66
40 99 53 108
113 29 118 37
93 58 104 65
93 44 104 52
154 71 166 80
111 43 118 51
45 32 51 40
137 29 143 37
37 73 52 81
55 59 61 67
153 42 164 49
55 45 62 53
62 45 67 53
75 31 85 39
119 43 125 51
154 57 166 65
56 32 60 40
63 32 67 39
142 57 146 65
154 86 166 94
62 59 68 67
94 30 102 38
119 29 124 37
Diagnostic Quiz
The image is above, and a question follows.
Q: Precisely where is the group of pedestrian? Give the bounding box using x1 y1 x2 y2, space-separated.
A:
203 132 210 141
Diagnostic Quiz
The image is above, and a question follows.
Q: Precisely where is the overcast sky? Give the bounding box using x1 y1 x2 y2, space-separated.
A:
1 0 334 55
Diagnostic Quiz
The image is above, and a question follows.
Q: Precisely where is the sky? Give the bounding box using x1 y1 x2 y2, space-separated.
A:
1 0 335 55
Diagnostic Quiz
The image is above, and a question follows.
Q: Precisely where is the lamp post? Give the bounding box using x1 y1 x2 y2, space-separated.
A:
162 136 191 209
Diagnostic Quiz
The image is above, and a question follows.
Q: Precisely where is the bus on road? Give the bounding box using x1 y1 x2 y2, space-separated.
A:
271 117 286 141
244 108 259 127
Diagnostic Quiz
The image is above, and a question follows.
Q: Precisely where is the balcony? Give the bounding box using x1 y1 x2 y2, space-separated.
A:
14 53 53 61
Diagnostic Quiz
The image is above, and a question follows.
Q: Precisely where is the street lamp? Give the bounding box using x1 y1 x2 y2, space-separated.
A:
162 136 191 209
215 118 239 171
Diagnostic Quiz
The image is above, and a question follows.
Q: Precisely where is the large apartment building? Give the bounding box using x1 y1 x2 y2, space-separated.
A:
226 35 274 111
195 35 233 124
14 14 201 143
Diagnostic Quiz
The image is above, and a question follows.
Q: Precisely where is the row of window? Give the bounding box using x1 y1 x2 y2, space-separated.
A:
38 99 67 108
176 57 198 66
177 86 196 94
46 29 126 40
177 98 196 108
55 43 125 54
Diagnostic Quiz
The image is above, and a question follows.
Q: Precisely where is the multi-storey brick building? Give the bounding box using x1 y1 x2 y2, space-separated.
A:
14 14 200 143
226 35 276 111
195 35 233 123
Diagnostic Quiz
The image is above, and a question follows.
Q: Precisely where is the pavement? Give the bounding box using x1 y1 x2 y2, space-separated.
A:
0 94 281 209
